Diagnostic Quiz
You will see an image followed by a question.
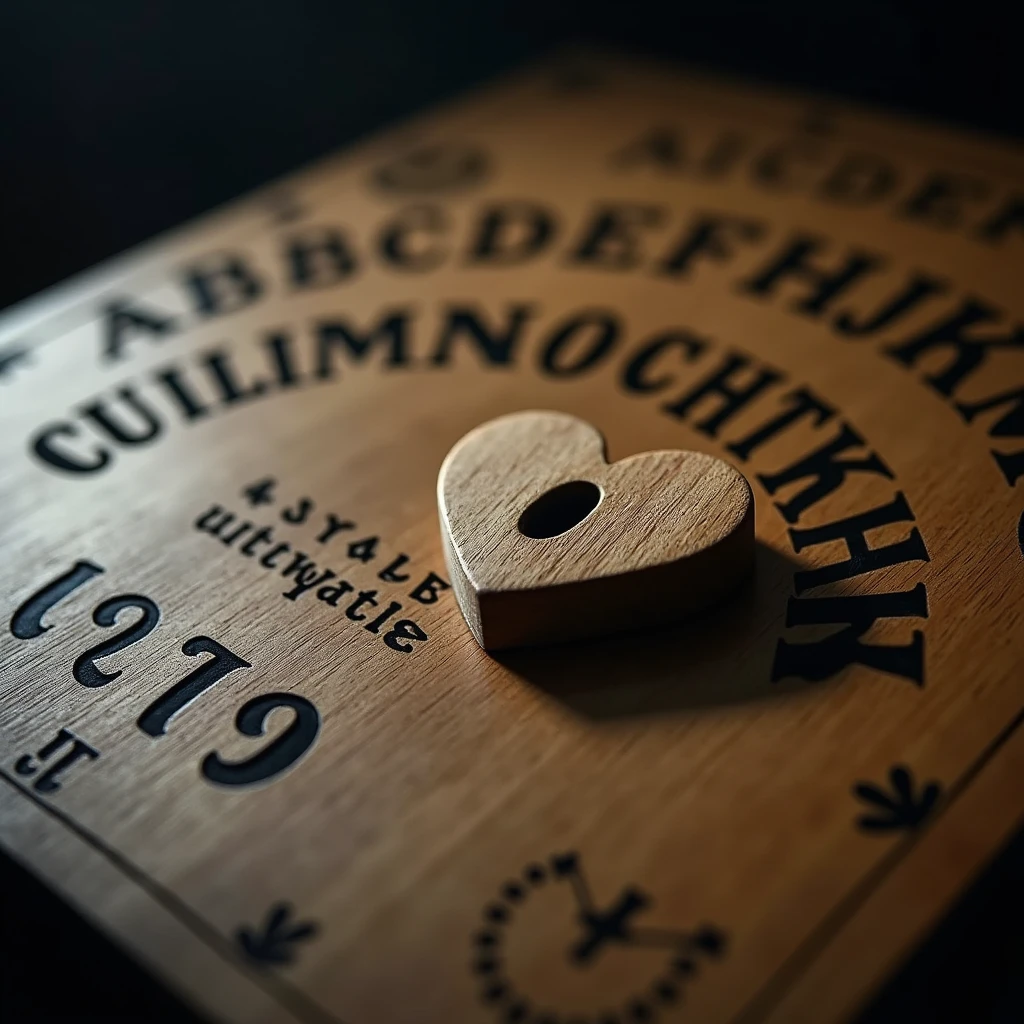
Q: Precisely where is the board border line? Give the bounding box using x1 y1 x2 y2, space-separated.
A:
731 699 1024 1023
3 697 1024 1024
0 766 343 1024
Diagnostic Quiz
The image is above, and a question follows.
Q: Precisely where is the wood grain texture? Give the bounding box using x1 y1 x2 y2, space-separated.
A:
438 411 754 649
0 49 1023 1024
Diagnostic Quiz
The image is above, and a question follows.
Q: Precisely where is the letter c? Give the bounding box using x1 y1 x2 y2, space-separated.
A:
621 330 706 393
31 422 111 474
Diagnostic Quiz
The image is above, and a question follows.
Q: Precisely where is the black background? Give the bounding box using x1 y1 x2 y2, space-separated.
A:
1 1 1022 1020
2 1 1024 311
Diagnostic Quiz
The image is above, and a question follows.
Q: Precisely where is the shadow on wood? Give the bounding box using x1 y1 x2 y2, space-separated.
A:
494 541 833 720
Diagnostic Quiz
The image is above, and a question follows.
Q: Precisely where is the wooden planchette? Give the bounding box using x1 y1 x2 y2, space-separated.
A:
437 410 755 650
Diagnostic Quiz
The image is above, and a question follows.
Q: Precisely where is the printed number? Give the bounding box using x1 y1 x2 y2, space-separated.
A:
9 560 320 788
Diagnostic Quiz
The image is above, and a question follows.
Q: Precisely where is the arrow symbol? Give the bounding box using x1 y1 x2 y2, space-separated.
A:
853 765 941 833
235 901 318 967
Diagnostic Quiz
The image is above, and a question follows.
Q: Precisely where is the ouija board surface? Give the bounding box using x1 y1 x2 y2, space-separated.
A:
2 50 1023 1024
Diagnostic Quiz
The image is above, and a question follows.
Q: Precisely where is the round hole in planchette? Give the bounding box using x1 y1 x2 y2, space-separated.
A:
517 480 603 539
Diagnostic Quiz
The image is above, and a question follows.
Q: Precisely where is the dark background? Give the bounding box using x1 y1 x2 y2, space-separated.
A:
1 1 1022 1020
2 1 1024 312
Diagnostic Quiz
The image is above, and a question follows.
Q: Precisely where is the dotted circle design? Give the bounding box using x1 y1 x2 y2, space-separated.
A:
472 853 725 1024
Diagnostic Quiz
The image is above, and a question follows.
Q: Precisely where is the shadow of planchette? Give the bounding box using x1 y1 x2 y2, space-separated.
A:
493 541 828 721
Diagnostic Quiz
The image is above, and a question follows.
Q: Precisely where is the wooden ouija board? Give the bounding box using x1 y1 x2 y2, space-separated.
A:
2 49 1023 1024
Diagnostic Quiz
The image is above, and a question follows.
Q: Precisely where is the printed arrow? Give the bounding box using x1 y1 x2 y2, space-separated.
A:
236 901 318 967
853 765 942 833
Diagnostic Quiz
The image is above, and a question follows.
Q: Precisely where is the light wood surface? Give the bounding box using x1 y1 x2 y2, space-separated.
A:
1 49 1023 1024
438 411 754 649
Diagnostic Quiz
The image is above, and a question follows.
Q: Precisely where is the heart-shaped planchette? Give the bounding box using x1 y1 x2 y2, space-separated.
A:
437 410 755 651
